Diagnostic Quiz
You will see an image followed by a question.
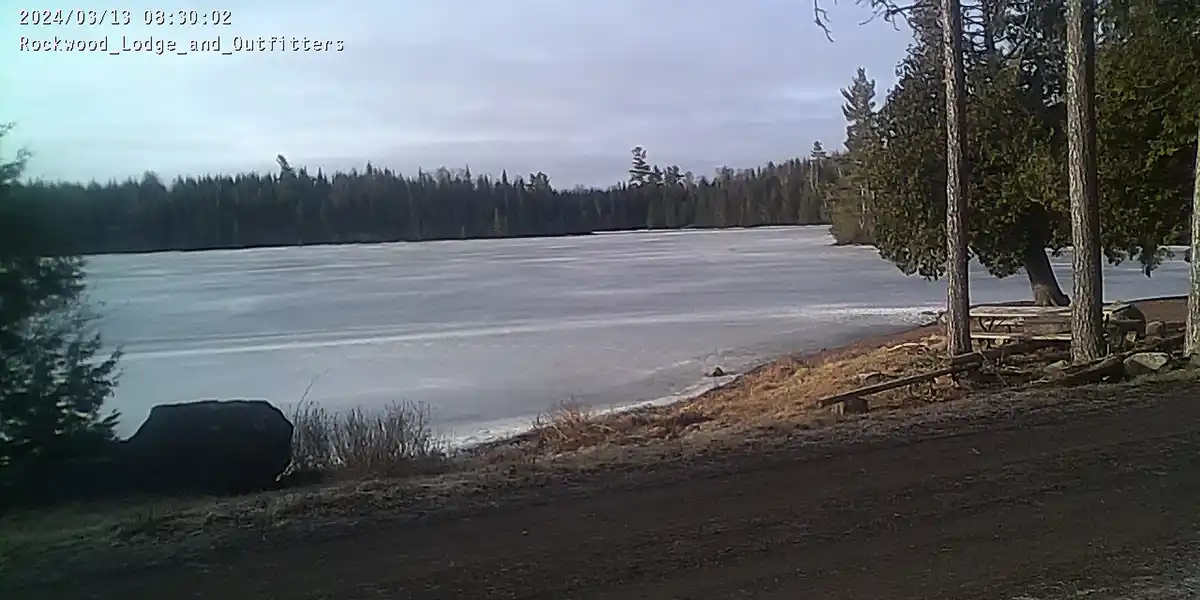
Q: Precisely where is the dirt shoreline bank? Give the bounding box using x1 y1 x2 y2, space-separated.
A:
2 319 950 588
9 372 1200 598
464 318 940 455
3 295 1195 597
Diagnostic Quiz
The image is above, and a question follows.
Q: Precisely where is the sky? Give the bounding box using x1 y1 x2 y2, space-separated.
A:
3 1 912 187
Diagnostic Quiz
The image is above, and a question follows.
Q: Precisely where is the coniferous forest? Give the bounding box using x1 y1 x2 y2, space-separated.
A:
7 0 1197 280
11 145 841 255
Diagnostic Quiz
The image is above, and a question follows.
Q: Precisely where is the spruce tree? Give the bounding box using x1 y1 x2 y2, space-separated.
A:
0 124 121 474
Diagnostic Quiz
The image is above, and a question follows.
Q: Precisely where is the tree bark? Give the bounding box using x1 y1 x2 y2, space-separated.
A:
942 0 972 357
1066 0 1104 362
1187 117 1200 356
1024 242 1070 307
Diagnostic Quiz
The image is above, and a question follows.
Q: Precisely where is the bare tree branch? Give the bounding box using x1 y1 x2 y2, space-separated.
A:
813 0 835 41
814 0 929 41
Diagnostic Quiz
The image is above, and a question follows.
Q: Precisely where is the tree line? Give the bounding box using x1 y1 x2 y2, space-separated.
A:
11 147 843 256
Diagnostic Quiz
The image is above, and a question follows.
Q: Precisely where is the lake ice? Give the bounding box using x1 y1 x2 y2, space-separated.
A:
86 226 1190 444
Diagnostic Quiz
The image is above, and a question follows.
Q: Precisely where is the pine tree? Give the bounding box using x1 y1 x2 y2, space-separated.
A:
629 146 653 186
829 68 879 245
1066 0 1104 361
841 68 877 156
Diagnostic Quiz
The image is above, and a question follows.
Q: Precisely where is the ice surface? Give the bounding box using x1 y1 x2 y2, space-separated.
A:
86 226 1189 441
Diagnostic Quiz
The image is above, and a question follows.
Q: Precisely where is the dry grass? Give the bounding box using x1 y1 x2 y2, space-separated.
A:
499 296 1192 459
692 334 951 420
529 402 613 450
288 400 449 480
493 332 959 457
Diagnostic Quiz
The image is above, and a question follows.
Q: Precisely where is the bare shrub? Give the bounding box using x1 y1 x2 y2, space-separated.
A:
289 400 446 480
529 401 618 453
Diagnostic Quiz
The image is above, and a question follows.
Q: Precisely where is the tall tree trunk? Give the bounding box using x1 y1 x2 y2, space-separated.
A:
1187 119 1200 356
1024 243 1070 307
942 0 972 356
1066 0 1104 362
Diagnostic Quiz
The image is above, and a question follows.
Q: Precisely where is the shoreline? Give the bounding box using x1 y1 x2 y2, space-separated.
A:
8 368 1198 595
4 295 1191 593
454 318 940 453
461 293 1187 460
82 224 825 258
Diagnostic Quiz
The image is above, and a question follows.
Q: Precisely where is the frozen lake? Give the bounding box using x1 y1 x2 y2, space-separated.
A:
87 226 1189 443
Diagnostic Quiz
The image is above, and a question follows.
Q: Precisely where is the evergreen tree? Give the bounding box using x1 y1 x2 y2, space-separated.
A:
0 124 121 476
629 146 652 186
839 0 1198 307
841 69 877 156
829 68 879 246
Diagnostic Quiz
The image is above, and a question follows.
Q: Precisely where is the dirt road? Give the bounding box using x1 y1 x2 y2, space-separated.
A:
22 377 1200 600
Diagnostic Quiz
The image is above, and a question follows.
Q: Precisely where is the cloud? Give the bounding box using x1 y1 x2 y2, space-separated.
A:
3 0 911 186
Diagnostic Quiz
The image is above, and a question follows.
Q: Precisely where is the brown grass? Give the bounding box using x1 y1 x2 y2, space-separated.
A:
289 400 448 480
494 332 961 457
501 296 1190 459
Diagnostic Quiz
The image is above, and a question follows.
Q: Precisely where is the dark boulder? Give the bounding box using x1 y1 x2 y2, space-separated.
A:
123 399 293 495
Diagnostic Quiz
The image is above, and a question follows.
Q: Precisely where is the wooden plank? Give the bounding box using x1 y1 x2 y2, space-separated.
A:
816 362 975 407
971 332 1073 341
971 306 1070 318
817 340 1050 408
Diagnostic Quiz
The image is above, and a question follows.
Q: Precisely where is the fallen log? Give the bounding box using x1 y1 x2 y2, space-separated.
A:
816 362 974 408
1053 355 1125 386
817 340 1048 408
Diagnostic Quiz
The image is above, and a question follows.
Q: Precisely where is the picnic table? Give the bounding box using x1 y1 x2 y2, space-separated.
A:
967 301 1145 348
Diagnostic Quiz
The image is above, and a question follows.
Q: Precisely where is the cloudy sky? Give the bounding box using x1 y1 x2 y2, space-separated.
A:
4 1 911 187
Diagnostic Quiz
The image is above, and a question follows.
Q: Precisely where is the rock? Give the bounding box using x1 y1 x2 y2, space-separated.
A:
1122 352 1172 377
1045 360 1070 373
1110 303 1147 337
1123 330 1140 348
706 366 727 377
123 399 294 495
831 397 869 415
1145 320 1166 338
